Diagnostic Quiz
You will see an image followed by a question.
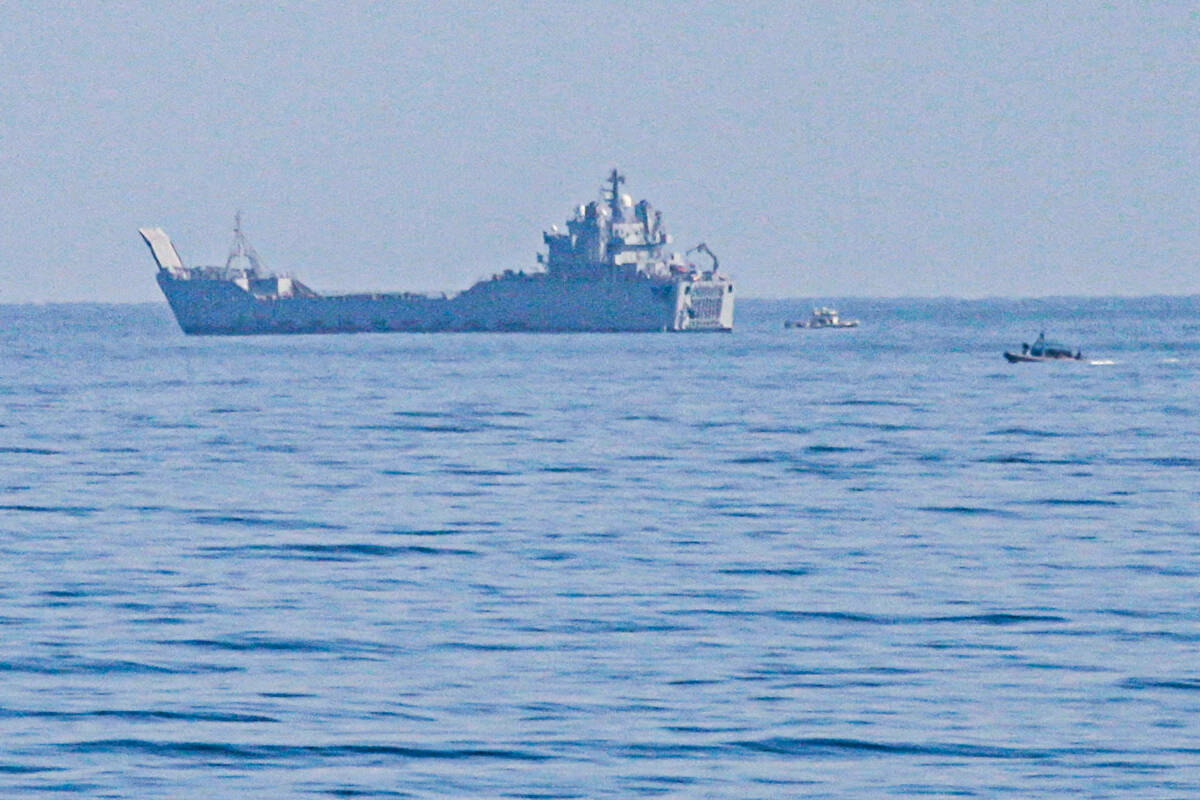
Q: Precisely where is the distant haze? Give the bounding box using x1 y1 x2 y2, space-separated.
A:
0 2 1195 303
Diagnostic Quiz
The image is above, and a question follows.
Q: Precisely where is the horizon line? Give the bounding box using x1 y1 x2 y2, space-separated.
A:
3 294 1200 308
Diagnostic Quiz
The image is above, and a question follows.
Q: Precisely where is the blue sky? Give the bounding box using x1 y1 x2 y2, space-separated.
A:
0 1 1195 302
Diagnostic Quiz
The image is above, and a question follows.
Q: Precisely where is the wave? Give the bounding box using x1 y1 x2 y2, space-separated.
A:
199 543 478 560
0 504 97 516
1111 456 1200 468
717 567 812 576
0 764 63 774
0 708 277 723
58 739 548 763
1120 677 1200 691
670 609 1066 626
916 505 1020 517
727 736 1060 760
832 399 918 408
1022 498 1122 507
988 427 1078 438
978 453 1089 465
158 636 389 655
0 658 240 675
189 514 347 531
745 425 813 435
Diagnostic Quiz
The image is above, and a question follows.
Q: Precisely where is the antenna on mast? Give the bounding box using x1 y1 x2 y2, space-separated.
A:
604 168 625 213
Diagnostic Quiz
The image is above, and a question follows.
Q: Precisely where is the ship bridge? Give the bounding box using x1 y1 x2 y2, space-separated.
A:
541 169 677 280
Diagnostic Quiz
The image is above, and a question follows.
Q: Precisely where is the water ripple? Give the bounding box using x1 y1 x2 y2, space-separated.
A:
58 739 549 763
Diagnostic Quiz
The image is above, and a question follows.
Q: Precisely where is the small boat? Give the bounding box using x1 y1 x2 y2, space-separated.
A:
1003 332 1082 363
785 307 859 329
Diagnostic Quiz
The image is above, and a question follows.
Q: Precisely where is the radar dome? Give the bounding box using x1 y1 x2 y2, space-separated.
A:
620 193 633 207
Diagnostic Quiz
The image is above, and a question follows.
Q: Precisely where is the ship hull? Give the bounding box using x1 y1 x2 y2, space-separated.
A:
1003 351 1081 363
158 273 734 335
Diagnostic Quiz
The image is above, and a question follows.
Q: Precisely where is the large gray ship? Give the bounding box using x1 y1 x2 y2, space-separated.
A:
141 170 734 335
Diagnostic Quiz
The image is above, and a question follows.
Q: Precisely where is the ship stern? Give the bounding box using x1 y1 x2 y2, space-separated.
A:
671 278 734 331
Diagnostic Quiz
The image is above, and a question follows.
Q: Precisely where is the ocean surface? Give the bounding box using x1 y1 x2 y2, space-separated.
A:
1 297 1198 798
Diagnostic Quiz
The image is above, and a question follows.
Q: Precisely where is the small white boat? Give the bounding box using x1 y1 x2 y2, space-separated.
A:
785 307 859 329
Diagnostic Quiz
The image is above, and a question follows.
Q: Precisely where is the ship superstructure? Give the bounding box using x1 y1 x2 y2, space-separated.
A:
141 170 734 334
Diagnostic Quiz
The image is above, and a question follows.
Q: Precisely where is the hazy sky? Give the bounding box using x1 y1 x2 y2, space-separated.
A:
1 2 1195 302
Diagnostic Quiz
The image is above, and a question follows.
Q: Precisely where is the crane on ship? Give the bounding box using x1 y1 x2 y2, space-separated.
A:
686 242 719 274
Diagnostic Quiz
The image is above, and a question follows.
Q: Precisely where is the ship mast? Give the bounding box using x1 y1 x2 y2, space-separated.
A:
605 168 625 214
225 210 264 274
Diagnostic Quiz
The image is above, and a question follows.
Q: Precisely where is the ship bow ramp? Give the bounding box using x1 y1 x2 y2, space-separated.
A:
138 227 185 273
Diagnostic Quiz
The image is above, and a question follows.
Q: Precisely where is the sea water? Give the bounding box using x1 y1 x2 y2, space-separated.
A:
0 297 1197 798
